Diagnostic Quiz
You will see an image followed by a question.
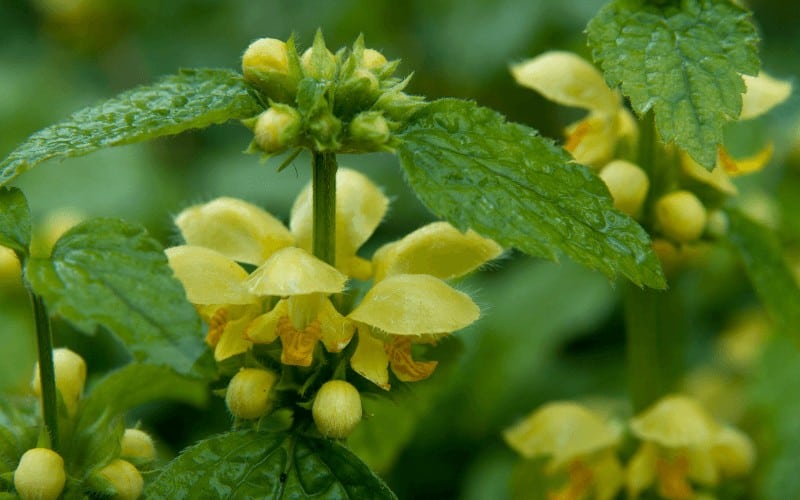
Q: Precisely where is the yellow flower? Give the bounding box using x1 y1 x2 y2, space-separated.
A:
511 51 638 168
682 72 791 195
627 395 755 499
504 402 624 500
348 222 502 389
166 168 388 363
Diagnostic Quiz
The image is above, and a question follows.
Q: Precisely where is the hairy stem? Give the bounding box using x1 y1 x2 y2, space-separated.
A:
30 292 59 450
312 152 337 266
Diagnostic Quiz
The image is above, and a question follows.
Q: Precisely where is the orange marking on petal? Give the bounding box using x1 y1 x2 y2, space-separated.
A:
564 120 593 153
656 455 694 500
547 459 594 500
205 308 228 348
278 316 320 367
718 147 740 175
387 337 438 382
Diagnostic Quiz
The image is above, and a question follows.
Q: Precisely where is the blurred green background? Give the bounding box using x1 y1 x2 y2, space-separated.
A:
1 0 799 498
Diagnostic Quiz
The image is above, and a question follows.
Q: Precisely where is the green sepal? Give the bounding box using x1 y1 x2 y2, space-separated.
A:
396 98 666 289
24 218 216 378
587 0 759 169
0 187 31 260
726 209 800 338
0 69 262 186
145 430 396 499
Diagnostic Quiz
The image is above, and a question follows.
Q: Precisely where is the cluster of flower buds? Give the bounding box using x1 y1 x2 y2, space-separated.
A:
241 31 423 156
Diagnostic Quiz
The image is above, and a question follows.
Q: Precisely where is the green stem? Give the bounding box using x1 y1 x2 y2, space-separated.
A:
30 292 59 450
623 283 686 412
311 152 337 266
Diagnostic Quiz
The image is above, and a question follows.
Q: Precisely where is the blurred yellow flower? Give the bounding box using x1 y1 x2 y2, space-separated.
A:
627 395 755 499
504 401 624 500
511 51 637 168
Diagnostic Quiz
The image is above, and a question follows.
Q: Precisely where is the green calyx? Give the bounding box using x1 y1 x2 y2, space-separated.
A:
241 31 424 156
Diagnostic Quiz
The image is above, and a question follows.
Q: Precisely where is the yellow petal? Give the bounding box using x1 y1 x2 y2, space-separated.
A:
503 401 621 469
599 160 649 216
244 300 288 344
290 168 389 268
685 446 719 486
626 442 658 499
278 316 320 367
175 197 293 265
350 326 390 390
386 336 438 382
630 395 719 448
712 425 756 477
681 152 738 196
317 298 355 352
591 451 624 500
564 114 616 167
348 274 479 335
718 143 773 177
740 72 792 120
214 311 254 361
344 255 373 281
165 246 255 305
511 51 619 115
245 247 348 296
372 222 503 282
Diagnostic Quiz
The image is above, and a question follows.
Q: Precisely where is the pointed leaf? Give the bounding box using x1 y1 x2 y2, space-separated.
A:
25 218 215 378
726 210 800 338
0 187 31 258
396 99 665 288
145 430 396 499
587 0 759 168
0 69 262 186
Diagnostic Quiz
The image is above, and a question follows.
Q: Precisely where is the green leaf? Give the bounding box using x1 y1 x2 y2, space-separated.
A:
0 187 31 258
587 0 759 168
396 98 665 289
63 363 208 478
25 218 215 378
0 69 262 186
726 210 800 338
145 430 396 499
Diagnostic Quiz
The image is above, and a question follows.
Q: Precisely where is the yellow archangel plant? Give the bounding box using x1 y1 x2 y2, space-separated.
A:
166 168 502 388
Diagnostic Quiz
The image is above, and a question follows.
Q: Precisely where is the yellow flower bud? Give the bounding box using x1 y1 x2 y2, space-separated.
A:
242 38 289 77
362 48 387 70
96 459 143 500
32 347 87 416
120 429 156 462
655 190 707 243
599 160 649 216
253 106 301 154
0 246 22 287
312 380 362 439
225 368 278 420
14 448 66 500
241 38 299 103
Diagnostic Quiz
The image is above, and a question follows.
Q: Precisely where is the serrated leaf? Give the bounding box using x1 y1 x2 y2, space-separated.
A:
146 430 396 499
25 218 215 378
396 99 665 289
726 210 800 338
0 69 262 186
0 187 31 257
587 0 759 168
63 364 208 478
